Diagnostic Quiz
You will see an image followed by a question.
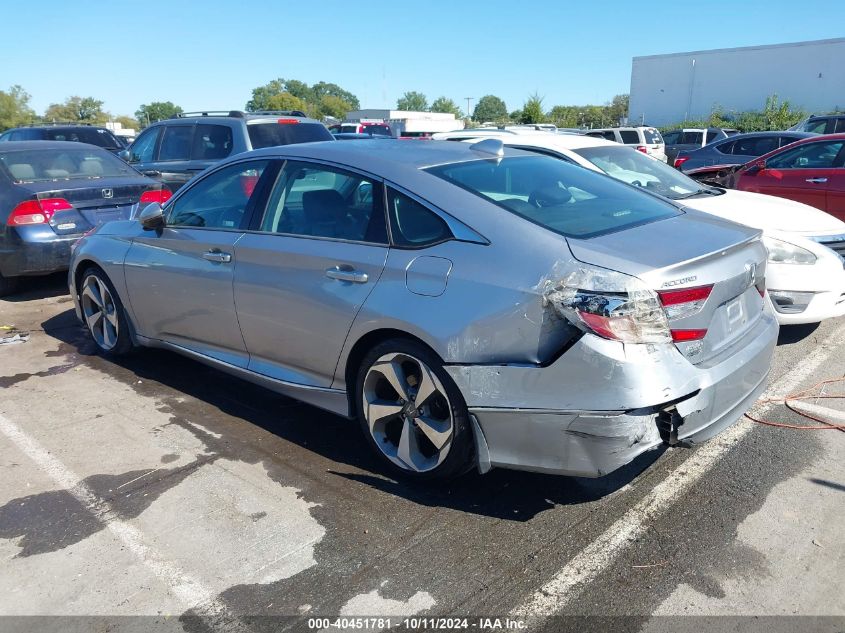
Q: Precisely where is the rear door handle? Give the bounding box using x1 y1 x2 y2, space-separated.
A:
325 266 368 283
805 177 828 183
202 250 232 263
142 170 162 178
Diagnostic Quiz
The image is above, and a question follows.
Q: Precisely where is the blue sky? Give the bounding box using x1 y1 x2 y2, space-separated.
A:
1 0 843 119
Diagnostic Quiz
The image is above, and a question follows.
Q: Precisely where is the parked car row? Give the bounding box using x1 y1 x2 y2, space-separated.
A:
1 109 842 484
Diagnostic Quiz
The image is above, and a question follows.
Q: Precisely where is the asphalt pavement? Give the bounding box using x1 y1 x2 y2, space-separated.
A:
0 273 843 633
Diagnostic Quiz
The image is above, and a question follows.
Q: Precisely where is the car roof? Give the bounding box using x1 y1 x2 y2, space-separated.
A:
151 111 324 126
0 140 107 152
440 130 619 151
715 131 817 140
229 138 540 172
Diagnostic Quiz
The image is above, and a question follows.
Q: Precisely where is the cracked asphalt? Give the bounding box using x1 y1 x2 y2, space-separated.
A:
1 273 843 633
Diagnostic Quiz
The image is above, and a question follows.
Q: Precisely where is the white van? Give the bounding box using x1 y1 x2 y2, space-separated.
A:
583 126 667 162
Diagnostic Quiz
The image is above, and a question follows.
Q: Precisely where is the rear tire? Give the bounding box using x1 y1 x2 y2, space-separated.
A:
79 267 134 356
0 272 20 298
355 338 474 481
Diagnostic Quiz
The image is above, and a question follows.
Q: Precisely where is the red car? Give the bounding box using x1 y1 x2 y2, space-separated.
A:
736 133 845 220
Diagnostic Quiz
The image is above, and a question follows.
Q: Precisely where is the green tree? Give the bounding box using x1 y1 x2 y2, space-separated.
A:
473 95 508 123
430 96 463 118
519 93 545 124
114 115 139 131
317 94 352 119
247 78 286 111
547 105 580 128
45 96 107 123
397 91 428 111
312 82 360 110
135 101 183 127
265 92 309 113
606 94 629 125
0 85 36 131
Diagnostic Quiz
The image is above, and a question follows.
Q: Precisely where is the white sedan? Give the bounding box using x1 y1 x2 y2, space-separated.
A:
434 129 845 325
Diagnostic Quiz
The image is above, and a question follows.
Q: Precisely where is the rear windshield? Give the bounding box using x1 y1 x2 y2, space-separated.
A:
643 129 662 144
247 122 333 149
363 124 392 136
43 127 123 149
0 147 136 182
425 155 680 239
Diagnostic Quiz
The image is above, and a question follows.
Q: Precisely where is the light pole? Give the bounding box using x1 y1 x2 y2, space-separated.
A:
465 97 473 120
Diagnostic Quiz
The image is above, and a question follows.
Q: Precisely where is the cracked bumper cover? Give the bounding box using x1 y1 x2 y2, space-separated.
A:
445 310 778 477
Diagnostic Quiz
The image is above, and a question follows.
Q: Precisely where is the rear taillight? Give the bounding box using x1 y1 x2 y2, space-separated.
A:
546 265 672 344
8 198 73 226
658 285 713 342
140 188 173 205
674 156 690 169
636 145 648 154
277 118 300 124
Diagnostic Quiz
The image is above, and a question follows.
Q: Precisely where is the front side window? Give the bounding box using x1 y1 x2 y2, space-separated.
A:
387 189 452 247
167 160 269 229
766 141 844 170
662 131 681 144
259 161 387 243
835 119 845 133
426 155 681 239
803 119 829 134
128 128 160 163
158 125 193 161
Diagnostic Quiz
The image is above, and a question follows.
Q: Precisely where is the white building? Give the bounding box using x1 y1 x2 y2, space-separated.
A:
628 38 845 126
345 110 462 137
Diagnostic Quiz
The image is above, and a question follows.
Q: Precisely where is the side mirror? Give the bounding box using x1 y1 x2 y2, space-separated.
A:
745 160 765 175
138 202 165 230
118 149 131 162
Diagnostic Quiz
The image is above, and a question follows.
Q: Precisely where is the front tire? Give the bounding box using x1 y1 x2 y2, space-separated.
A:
79 267 133 356
355 338 473 481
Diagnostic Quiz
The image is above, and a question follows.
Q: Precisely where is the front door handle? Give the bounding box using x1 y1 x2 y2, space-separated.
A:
203 250 232 263
142 170 162 178
805 177 828 183
325 265 368 283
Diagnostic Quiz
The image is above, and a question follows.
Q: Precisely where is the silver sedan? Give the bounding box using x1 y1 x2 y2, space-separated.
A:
69 139 778 480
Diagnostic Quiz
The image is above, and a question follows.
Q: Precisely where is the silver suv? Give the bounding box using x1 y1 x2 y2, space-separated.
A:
123 110 333 192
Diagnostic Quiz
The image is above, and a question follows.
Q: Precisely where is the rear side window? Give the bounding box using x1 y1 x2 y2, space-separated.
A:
8 129 42 141
733 136 778 156
803 119 829 134
835 119 845 133
387 189 452 247
159 126 193 161
192 124 233 160
679 131 704 145
662 131 681 144
643 129 662 144
247 122 333 149
705 131 719 144
619 130 640 144
714 140 734 154
426 155 680 239
168 160 269 229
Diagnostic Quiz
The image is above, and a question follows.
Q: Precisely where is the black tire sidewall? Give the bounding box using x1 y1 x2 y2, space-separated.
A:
355 338 474 481
80 267 133 356
0 272 20 298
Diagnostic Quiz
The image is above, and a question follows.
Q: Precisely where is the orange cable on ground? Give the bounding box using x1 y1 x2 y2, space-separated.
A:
745 377 845 432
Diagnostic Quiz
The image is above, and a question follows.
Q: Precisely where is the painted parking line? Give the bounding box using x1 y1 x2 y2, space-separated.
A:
0 412 249 632
511 322 845 620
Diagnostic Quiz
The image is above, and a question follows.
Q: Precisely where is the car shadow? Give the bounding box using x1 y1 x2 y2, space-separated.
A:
777 322 820 346
41 308 666 521
2 272 69 303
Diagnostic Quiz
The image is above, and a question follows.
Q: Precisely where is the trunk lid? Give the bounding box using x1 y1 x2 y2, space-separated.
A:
18 177 155 235
567 211 767 364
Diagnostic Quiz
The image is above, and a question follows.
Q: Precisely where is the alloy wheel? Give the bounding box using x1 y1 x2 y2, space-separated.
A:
80 274 120 351
362 352 454 473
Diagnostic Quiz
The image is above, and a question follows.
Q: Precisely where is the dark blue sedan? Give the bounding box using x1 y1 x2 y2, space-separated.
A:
0 141 169 296
675 131 817 172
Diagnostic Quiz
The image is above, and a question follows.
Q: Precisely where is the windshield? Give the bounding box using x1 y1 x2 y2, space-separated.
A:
425 155 681 239
572 145 717 200
247 122 333 148
0 147 136 182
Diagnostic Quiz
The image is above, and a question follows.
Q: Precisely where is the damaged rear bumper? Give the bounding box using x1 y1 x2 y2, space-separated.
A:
445 310 778 477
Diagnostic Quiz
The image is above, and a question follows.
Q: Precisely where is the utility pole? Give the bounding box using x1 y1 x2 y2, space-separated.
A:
465 97 473 119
